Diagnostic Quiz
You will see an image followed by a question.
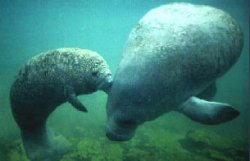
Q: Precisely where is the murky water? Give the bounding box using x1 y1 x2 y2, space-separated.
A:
0 0 249 161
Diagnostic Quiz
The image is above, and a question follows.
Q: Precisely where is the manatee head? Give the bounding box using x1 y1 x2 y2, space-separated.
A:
105 90 163 141
105 79 151 141
85 52 113 93
105 103 138 141
75 49 113 93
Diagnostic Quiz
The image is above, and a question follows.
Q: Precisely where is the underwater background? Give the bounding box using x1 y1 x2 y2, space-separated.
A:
0 0 249 161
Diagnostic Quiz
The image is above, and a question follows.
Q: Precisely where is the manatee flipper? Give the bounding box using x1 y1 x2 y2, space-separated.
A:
64 85 88 112
196 82 217 100
177 96 239 125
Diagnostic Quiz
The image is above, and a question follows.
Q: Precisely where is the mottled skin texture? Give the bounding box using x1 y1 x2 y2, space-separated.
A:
10 48 112 161
106 3 243 141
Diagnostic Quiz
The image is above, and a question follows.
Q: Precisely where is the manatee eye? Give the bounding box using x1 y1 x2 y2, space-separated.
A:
91 70 99 77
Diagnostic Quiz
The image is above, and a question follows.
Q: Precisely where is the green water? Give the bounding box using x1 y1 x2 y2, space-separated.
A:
0 0 249 161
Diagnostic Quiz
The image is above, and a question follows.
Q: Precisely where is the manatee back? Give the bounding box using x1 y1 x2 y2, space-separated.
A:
10 48 106 106
114 3 243 106
125 3 243 69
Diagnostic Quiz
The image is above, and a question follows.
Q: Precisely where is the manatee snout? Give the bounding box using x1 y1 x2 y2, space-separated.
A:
105 117 137 141
97 74 113 93
105 79 140 141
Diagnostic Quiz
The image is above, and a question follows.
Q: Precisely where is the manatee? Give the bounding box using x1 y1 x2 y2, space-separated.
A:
10 48 112 161
105 3 243 141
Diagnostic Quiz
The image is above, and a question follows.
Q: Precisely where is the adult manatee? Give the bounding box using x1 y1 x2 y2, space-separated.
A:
10 48 112 161
105 3 243 141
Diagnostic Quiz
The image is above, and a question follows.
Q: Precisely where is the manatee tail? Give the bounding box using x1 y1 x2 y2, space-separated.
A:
177 96 239 125
21 126 71 161
11 105 71 161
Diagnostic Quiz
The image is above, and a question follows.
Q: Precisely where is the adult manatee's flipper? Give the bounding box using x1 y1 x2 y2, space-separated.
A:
64 85 88 112
177 97 239 125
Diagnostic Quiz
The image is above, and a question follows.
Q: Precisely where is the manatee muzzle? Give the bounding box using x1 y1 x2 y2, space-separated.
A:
97 74 113 93
105 119 136 141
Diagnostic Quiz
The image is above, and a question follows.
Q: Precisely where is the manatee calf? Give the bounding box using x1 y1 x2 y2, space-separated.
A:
10 48 112 161
106 3 243 141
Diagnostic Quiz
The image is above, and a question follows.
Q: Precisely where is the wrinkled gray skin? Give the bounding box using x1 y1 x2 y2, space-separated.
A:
106 3 243 141
10 48 112 161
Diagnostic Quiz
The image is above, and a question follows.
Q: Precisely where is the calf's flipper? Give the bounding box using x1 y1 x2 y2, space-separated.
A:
64 85 88 112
